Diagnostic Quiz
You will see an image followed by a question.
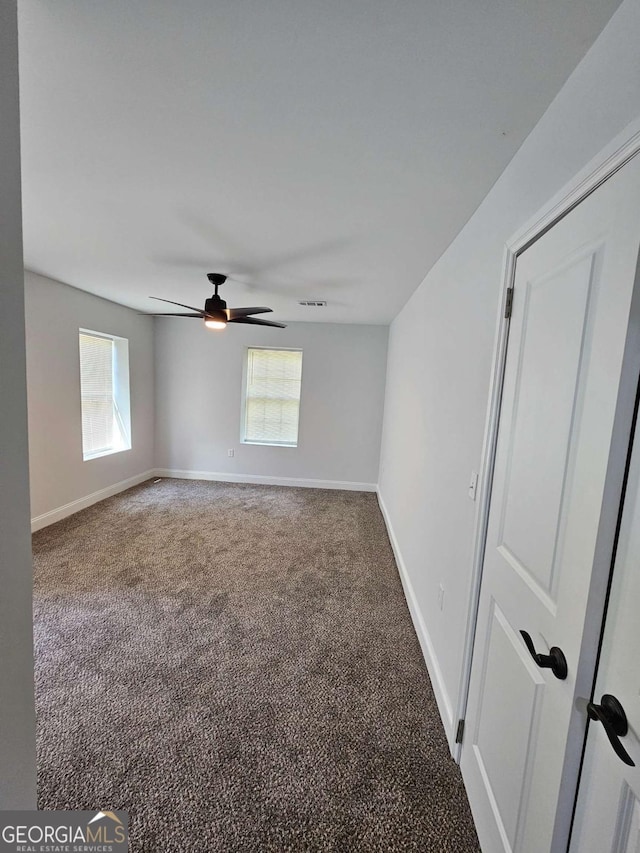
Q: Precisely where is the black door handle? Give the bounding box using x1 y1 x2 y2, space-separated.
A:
587 694 635 767
519 630 568 680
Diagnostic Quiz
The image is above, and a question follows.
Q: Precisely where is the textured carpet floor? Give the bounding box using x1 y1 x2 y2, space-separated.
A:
33 479 479 852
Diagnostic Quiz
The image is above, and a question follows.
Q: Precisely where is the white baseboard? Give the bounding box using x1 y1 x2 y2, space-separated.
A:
154 468 377 492
376 488 456 752
31 468 376 532
31 470 156 532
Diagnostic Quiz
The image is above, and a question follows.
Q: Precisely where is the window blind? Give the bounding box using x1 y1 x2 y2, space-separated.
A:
79 333 115 456
244 348 303 446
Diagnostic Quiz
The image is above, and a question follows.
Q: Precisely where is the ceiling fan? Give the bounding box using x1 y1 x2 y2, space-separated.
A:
147 273 286 330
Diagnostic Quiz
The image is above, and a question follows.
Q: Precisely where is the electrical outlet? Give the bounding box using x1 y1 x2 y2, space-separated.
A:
438 584 445 611
227 449 234 458
468 471 478 501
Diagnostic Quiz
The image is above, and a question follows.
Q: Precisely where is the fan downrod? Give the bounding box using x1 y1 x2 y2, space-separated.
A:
206 272 227 295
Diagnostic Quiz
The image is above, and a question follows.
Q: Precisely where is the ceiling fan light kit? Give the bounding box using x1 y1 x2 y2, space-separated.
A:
148 273 286 330
204 316 227 329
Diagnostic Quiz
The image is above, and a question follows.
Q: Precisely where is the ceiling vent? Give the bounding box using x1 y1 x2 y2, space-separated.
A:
298 300 327 307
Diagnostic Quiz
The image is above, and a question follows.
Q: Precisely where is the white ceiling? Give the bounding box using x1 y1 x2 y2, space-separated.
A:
18 0 619 325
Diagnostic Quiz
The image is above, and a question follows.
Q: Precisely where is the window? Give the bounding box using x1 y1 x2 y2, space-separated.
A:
79 330 131 460
242 348 303 447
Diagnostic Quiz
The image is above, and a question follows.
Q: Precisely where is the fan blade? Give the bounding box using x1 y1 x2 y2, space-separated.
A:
227 307 273 320
141 312 203 317
150 297 206 314
229 316 286 328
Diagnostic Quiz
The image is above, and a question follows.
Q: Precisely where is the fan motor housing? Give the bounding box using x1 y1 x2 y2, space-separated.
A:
205 295 227 316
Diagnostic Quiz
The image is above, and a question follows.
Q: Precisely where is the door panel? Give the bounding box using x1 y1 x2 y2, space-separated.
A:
473 599 545 848
499 250 595 605
461 153 640 853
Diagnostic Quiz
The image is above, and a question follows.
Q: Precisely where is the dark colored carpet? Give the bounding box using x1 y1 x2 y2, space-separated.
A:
32 479 479 852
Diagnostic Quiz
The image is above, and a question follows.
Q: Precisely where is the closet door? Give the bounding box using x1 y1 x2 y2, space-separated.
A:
569 398 640 853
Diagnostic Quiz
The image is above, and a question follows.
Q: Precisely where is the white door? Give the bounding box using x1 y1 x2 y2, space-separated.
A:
569 403 640 853
461 153 640 853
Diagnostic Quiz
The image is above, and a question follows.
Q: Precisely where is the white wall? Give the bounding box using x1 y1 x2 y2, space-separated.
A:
378 0 640 742
155 319 387 488
25 272 155 524
0 0 37 808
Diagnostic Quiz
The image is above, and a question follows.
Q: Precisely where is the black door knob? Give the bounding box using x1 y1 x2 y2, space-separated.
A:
519 630 568 680
587 694 635 767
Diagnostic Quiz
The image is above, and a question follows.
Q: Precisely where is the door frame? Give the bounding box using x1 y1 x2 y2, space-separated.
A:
455 119 640 796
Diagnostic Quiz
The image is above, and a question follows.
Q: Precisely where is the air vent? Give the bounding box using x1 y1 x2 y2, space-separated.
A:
298 300 327 307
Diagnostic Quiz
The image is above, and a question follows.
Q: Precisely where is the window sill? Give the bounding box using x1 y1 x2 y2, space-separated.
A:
241 440 298 448
83 446 131 462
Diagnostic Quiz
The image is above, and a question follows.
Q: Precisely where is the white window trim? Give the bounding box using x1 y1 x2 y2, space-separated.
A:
79 328 132 461
240 346 303 448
